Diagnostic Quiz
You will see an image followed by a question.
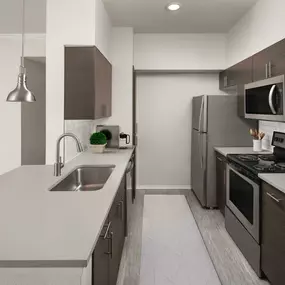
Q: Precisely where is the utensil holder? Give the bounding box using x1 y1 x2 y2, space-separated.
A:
253 140 262 152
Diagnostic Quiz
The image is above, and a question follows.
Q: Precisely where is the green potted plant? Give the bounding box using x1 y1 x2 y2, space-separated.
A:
89 132 107 153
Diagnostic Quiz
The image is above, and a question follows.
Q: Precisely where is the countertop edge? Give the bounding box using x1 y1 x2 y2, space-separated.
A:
0 259 88 268
258 174 285 195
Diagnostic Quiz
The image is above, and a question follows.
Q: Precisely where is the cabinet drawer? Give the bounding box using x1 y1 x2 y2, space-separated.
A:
261 182 285 285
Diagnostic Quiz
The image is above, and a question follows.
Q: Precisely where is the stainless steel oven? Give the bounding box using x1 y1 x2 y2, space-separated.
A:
245 75 285 121
226 164 260 243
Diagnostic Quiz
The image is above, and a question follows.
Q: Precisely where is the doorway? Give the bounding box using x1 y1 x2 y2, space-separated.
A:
21 57 46 165
136 73 222 191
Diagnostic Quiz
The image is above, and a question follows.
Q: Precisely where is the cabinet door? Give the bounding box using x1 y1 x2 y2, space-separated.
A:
266 39 285 79
64 47 95 120
235 57 253 116
92 221 110 285
253 39 285 81
219 70 228 90
216 154 226 216
109 178 126 285
261 182 285 285
94 47 112 119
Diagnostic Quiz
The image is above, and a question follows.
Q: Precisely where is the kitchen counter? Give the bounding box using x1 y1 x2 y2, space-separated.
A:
0 148 134 268
214 147 271 157
258 173 285 195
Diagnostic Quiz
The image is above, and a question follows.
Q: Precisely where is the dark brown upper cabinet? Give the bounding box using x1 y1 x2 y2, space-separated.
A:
64 46 112 120
219 57 253 116
219 67 236 89
253 39 285 82
235 57 253 116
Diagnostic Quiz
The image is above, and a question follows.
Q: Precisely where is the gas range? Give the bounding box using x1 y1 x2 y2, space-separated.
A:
225 131 285 278
227 153 285 175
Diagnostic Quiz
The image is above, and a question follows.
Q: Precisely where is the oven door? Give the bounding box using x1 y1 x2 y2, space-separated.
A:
226 164 260 243
245 75 285 121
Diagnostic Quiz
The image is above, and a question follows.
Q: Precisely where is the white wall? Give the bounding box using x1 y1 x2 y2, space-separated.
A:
259 120 285 151
136 73 224 190
22 58 46 165
95 0 112 62
46 0 112 164
94 27 134 145
0 34 45 175
227 0 285 67
134 34 227 71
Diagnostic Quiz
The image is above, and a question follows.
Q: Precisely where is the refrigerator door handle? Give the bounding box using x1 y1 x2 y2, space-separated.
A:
198 96 204 132
199 133 203 168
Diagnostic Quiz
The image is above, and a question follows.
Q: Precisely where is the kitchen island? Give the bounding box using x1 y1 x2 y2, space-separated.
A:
0 148 134 285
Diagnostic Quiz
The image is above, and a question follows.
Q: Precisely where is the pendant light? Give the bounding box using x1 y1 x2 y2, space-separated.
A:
6 0 36 103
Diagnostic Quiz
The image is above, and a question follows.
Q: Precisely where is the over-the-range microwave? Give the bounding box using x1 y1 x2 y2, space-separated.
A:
244 75 285 121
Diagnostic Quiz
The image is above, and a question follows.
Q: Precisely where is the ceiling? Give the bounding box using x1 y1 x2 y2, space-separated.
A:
0 0 259 34
103 0 259 33
0 0 46 33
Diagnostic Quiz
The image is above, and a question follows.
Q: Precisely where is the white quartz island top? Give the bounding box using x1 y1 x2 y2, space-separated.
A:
0 148 134 268
214 147 271 157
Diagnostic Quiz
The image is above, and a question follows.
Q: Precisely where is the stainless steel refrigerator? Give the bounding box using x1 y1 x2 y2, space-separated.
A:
191 95 255 208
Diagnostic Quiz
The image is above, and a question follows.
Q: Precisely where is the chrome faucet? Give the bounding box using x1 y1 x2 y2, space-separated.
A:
54 133 84 176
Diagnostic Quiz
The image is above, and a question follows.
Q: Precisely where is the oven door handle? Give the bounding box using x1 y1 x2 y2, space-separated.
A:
268 85 277 115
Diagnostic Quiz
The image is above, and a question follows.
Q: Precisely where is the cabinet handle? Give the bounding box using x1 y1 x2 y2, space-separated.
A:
101 221 111 240
266 192 282 203
117 200 124 221
223 169 226 186
105 231 113 259
265 63 268 79
268 61 272 78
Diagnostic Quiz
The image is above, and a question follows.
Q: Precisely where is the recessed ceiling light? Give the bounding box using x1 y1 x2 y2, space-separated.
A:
166 3 181 11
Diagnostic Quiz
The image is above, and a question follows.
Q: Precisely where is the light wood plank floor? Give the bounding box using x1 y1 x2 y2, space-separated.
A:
117 190 145 285
117 190 270 285
185 190 270 285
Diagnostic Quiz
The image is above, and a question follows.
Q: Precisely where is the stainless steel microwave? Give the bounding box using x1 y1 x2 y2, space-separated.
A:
244 75 285 121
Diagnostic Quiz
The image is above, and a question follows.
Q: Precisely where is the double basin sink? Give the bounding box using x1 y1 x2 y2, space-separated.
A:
50 165 115 192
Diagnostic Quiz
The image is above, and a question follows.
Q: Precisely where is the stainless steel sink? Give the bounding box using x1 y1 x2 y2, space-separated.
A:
50 165 115 192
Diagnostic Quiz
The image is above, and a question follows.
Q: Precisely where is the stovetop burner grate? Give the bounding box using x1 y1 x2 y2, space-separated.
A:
253 164 273 171
275 163 285 170
238 154 259 162
258 155 276 162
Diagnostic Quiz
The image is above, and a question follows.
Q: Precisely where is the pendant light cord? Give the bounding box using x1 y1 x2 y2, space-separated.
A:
21 0 25 68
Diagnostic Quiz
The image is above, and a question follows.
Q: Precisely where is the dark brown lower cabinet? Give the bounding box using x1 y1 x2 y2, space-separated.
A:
216 153 227 216
261 182 285 285
92 223 110 285
109 179 126 285
92 176 126 285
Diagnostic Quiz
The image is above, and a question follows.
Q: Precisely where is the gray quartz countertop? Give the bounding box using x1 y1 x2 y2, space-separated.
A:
0 148 134 268
214 147 271 157
258 173 285 195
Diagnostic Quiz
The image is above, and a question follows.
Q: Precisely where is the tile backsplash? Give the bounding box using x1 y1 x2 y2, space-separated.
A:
64 120 95 162
259 120 285 151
